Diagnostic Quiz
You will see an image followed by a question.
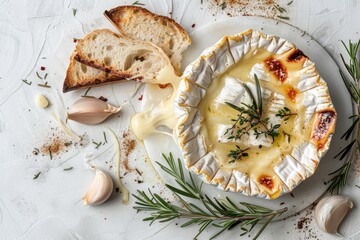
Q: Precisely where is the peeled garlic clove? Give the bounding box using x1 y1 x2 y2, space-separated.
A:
36 94 49 108
315 195 353 234
67 97 121 125
82 169 114 206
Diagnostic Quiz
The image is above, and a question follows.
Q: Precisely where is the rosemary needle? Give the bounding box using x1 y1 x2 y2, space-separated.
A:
33 172 41 180
36 71 43 79
327 39 360 194
132 1 145 6
277 16 290 20
22 79 32 85
133 153 287 240
38 83 51 88
103 131 108 143
223 74 292 162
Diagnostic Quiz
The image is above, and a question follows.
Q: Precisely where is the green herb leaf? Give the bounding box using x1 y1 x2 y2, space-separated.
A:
92 140 102 149
82 87 91 97
132 0 145 6
133 153 287 239
254 74 262 116
36 71 43 79
103 131 108 143
33 172 41 180
277 15 290 20
38 83 51 88
63 167 73 171
49 147 52 160
22 79 32 85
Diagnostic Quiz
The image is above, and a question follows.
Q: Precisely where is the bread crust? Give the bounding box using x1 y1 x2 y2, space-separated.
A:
104 5 191 45
104 5 191 73
63 52 141 92
63 6 191 93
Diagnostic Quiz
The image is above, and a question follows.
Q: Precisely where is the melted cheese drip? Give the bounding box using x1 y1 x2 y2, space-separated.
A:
199 47 309 197
131 65 181 140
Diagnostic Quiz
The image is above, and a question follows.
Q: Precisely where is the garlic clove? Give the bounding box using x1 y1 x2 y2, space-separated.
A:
82 169 114 206
36 94 49 108
67 98 121 125
315 195 353 234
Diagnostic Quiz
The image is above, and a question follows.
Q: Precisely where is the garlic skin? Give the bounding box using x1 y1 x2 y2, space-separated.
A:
67 98 121 125
315 195 353 234
82 169 114 206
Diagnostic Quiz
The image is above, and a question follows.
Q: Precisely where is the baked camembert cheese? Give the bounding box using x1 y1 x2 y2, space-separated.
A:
174 29 336 199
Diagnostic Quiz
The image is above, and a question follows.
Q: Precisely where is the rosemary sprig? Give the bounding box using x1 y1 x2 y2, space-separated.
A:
224 75 281 147
327 140 359 194
133 153 287 240
327 39 360 194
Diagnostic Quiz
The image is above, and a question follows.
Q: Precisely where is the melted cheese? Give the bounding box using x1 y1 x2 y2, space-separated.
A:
131 65 181 140
198 47 308 196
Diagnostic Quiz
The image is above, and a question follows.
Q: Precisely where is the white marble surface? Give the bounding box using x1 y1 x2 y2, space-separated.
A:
0 0 360 240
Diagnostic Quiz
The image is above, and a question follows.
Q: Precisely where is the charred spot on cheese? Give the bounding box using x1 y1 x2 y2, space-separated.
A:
175 30 337 199
287 49 307 62
158 83 171 89
311 109 336 147
258 175 274 190
264 57 287 82
285 86 298 102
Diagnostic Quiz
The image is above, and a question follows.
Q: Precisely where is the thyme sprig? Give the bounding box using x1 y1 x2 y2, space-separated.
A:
276 107 297 121
224 75 281 154
327 39 360 194
228 146 250 163
133 153 287 240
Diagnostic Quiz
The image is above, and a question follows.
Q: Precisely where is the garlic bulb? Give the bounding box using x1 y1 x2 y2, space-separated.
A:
315 195 353 234
67 98 121 125
82 169 114 206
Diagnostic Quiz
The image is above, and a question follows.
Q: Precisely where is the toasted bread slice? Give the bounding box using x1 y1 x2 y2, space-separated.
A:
63 52 127 92
104 6 191 72
74 29 171 83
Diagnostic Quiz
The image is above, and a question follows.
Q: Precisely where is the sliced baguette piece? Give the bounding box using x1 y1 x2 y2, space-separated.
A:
74 29 172 83
104 5 191 73
63 52 127 92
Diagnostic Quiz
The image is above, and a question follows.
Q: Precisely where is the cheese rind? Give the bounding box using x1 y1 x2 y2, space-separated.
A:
175 29 336 199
